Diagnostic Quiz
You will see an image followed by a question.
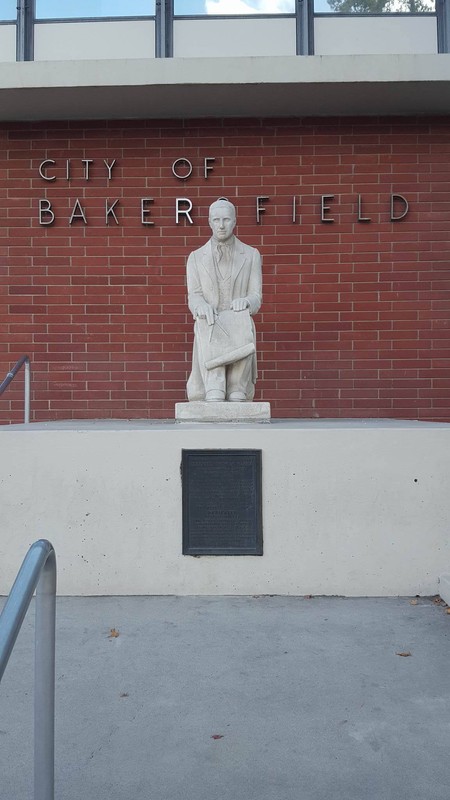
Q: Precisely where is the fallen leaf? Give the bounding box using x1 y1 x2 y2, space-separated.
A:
304 594 313 600
108 628 120 638
396 651 412 657
211 734 224 740
433 596 443 605
409 599 418 605
446 608 450 615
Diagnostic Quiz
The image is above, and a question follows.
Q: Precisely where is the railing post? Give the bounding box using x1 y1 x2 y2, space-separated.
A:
0 540 56 800
0 355 32 424
24 357 31 424
35 549 56 800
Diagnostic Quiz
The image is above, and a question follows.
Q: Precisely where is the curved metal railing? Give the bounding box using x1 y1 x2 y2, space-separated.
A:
0 355 31 424
0 540 57 800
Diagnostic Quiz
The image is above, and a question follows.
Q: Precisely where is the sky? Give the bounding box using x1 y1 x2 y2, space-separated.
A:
3 0 434 20
177 1 295 12
34 1 154 18
29 0 297 20
1 0 16 19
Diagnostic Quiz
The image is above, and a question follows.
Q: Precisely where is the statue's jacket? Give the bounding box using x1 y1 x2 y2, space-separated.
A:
187 237 262 319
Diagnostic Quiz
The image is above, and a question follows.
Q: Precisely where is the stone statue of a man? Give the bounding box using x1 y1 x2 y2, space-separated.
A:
186 198 262 402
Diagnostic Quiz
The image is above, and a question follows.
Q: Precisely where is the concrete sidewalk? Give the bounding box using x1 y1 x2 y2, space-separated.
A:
1 595 449 800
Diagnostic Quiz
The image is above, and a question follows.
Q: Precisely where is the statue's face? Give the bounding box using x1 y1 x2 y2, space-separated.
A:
209 204 236 242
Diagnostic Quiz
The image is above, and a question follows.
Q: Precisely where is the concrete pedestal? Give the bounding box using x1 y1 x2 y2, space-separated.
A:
1 418 449 596
175 401 271 423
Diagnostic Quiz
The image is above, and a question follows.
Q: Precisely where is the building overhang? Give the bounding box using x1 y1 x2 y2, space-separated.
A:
1 53 450 121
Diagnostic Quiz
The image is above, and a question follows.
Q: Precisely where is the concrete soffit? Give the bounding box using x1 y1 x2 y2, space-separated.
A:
1 54 450 121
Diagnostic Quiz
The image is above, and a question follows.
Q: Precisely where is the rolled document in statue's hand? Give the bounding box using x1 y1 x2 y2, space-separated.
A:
197 309 255 370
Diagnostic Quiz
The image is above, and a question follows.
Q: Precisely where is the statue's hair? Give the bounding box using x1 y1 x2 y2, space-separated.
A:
209 197 236 219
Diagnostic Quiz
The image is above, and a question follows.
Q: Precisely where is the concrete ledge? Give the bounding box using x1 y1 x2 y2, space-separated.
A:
175 401 271 423
1 54 450 120
439 574 450 605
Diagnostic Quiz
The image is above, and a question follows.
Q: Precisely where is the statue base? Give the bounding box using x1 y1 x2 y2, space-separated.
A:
175 401 271 423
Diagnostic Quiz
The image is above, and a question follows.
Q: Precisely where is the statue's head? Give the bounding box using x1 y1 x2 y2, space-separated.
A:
209 197 236 243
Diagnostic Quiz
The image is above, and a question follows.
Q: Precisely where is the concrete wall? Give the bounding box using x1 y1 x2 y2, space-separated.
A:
1 16 439 62
315 16 437 56
173 18 296 57
0 420 448 597
34 20 155 61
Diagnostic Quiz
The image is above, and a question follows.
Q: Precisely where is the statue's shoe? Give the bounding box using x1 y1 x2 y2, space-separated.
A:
228 392 246 402
205 390 226 402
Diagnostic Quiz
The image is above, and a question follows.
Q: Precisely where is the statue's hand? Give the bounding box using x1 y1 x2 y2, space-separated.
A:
195 302 216 326
230 297 250 312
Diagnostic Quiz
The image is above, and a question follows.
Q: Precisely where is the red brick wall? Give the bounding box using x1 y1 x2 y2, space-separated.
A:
1 116 449 422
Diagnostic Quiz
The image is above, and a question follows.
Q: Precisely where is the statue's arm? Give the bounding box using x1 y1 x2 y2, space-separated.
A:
245 248 262 315
230 247 262 314
187 252 215 325
187 252 205 315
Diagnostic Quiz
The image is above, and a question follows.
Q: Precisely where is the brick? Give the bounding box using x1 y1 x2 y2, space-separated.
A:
0 117 448 422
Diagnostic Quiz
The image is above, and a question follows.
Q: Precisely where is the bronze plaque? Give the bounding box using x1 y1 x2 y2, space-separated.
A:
182 450 263 556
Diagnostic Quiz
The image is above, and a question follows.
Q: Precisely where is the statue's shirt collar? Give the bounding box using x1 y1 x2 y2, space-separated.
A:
211 235 235 253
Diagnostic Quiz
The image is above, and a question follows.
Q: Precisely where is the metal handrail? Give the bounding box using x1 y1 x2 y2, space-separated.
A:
0 355 31 423
0 540 57 800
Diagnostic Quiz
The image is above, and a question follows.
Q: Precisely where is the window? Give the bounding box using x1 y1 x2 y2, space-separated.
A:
315 0 434 12
174 0 295 15
0 0 16 21
35 0 155 19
